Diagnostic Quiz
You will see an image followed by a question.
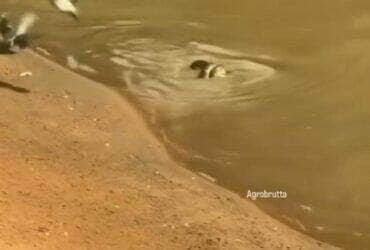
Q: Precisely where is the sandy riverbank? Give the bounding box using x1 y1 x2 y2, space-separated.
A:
0 50 338 249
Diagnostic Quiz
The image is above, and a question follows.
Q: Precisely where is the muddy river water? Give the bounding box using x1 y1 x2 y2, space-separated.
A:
1 0 370 248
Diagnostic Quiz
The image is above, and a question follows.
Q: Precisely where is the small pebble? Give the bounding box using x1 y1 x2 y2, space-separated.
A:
19 71 32 77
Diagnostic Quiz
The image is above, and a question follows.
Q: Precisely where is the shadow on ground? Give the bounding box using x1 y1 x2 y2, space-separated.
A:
0 80 30 93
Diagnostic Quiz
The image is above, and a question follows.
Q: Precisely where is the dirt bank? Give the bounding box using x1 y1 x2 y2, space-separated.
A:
0 50 338 249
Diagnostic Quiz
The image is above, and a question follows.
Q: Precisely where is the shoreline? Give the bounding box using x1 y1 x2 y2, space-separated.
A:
0 50 338 249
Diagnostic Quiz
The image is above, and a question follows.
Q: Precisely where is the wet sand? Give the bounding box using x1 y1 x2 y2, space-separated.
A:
0 50 338 249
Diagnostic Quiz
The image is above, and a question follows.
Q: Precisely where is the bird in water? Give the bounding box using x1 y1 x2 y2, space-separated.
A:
51 0 79 20
190 59 227 79
0 13 37 54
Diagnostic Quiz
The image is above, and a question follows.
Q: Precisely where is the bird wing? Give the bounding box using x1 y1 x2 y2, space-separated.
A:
15 13 37 37
54 0 78 14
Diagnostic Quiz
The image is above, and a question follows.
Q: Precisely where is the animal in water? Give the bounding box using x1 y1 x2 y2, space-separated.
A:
51 0 79 20
0 13 37 54
190 59 227 79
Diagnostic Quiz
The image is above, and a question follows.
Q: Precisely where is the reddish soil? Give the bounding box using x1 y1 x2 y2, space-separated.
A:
0 51 338 249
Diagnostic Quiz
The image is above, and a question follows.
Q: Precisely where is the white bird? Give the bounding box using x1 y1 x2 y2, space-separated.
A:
51 0 79 20
0 13 38 53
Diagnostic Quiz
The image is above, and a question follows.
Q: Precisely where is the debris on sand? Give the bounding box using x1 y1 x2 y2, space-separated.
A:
198 172 217 183
36 46 51 56
66 55 98 74
19 71 32 77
